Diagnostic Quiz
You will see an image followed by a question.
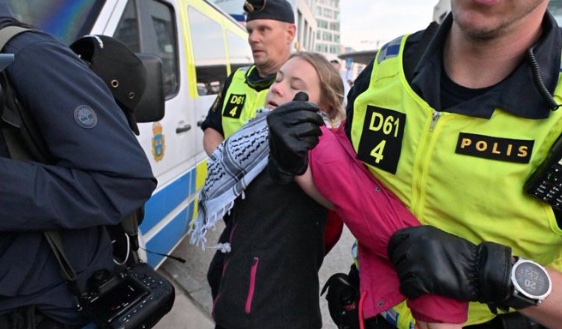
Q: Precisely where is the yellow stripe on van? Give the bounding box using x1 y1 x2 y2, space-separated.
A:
189 158 209 226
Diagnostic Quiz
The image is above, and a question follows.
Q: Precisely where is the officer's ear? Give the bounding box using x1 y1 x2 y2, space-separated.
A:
286 23 296 43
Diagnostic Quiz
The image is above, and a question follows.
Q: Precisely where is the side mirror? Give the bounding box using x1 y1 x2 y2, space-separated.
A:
135 53 165 123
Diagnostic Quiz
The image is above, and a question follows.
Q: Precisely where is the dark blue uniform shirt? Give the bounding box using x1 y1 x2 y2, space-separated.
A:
0 6 156 326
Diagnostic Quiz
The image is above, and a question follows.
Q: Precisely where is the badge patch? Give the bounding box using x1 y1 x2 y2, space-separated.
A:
356 105 406 174
456 133 533 163
74 105 97 129
152 122 166 162
223 94 246 119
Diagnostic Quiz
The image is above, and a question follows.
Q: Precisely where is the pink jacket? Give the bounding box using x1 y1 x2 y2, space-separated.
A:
309 124 467 323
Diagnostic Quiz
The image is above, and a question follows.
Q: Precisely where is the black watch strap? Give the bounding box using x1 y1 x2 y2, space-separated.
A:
503 290 539 310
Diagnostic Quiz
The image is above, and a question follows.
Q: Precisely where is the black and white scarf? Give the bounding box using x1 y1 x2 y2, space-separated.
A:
189 109 271 248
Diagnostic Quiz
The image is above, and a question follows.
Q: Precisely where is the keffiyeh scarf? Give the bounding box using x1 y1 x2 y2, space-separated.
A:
189 109 271 248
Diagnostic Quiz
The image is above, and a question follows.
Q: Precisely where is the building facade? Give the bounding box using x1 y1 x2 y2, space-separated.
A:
313 0 342 58
293 0 317 52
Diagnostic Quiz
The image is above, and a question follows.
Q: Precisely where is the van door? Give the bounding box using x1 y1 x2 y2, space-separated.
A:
106 0 198 267
112 0 196 181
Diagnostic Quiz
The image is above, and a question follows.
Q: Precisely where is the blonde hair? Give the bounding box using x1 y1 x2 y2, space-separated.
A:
289 52 345 123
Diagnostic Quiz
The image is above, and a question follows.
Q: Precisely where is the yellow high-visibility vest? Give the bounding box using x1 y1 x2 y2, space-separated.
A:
221 66 271 138
350 34 562 327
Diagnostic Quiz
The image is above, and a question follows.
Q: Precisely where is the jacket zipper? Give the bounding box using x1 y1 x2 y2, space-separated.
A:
412 110 443 215
245 257 259 314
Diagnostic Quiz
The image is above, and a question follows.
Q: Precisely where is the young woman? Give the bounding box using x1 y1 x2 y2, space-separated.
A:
193 51 465 329
264 60 470 327
191 52 345 329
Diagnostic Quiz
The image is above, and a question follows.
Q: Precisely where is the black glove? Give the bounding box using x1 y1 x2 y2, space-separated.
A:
267 92 324 184
388 226 513 304
321 264 360 329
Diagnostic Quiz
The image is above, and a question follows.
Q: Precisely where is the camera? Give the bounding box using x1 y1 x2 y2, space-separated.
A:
80 262 175 329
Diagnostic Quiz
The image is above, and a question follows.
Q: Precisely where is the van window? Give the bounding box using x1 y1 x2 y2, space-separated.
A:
5 0 104 44
188 6 228 96
114 0 179 98
226 30 252 72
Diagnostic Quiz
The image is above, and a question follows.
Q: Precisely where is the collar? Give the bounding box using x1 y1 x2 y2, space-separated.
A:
245 65 276 91
410 12 562 119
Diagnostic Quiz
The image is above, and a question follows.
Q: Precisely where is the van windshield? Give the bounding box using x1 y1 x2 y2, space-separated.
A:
5 0 105 45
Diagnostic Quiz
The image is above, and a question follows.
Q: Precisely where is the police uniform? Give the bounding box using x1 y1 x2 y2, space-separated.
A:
0 8 156 327
346 12 562 328
200 65 274 139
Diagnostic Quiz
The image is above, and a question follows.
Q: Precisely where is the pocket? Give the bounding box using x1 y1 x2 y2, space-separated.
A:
245 256 259 314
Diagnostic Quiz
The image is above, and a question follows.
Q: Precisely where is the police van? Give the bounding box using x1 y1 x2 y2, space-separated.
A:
6 0 252 268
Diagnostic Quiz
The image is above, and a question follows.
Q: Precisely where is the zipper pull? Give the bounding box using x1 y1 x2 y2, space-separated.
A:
431 111 442 130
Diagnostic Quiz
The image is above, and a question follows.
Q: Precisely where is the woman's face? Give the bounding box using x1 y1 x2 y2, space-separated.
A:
265 56 321 109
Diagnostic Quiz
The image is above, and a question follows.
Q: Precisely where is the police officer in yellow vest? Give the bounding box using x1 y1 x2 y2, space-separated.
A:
266 0 562 328
200 0 296 155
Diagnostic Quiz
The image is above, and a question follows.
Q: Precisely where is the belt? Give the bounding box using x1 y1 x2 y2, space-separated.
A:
364 313 545 329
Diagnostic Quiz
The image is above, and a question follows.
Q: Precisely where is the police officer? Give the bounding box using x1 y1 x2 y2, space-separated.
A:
267 0 562 328
0 3 156 328
200 0 296 155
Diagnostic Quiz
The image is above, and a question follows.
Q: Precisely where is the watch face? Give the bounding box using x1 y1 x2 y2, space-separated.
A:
512 260 551 299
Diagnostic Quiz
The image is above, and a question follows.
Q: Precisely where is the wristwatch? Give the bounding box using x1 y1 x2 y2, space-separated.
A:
504 257 552 310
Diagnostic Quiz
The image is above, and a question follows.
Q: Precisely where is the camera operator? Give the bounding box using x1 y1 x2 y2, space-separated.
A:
0 2 156 328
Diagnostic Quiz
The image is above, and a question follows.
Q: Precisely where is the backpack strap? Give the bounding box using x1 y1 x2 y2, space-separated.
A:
0 26 52 163
0 26 29 50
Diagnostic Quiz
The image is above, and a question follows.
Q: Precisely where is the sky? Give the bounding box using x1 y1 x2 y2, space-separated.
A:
339 0 441 51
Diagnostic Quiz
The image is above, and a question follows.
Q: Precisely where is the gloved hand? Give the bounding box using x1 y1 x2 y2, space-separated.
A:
388 226 513 304
267 92 325 184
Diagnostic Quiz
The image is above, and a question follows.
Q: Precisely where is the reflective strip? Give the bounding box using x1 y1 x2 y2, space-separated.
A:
377 36 403 63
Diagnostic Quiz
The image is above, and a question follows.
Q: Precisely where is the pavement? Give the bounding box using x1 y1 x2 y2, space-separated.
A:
153 270 214 329
152 222 356 329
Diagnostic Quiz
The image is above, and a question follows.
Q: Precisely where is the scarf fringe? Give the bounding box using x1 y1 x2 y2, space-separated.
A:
189 200 235 248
